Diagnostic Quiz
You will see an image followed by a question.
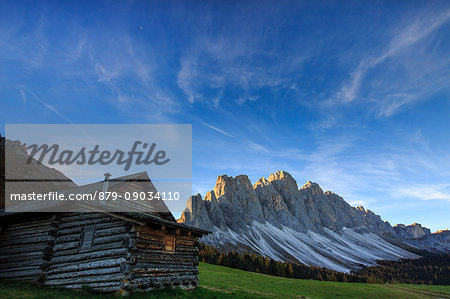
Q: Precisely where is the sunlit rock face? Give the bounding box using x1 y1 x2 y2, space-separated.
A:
179 170 447 271
394 223 431 239
392 223 449 253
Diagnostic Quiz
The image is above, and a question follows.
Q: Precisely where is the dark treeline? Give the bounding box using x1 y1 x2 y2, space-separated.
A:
199 243 449 285
355 254 450 285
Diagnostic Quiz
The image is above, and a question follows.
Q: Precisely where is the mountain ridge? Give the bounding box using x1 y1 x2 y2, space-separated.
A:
179 170 448 271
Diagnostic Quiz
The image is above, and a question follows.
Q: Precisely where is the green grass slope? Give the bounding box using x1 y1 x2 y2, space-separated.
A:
198 262 450 298
0 262 449 299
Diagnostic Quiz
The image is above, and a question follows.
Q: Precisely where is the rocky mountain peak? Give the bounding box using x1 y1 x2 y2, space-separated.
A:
393 222 431 239
355 206 366 212
267 171 299 195
254 176 271 188
300 180 324 196
213 174 253 198
179 170 448 264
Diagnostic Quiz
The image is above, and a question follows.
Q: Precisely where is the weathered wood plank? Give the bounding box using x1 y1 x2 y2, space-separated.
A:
0 234 54 247
58 217 118 229
44 273 124 286
56 226 83 236
133 253 197 262
132 266 198 274
0 267 42 278
50 248 128 265
0 244 50 255
47 258 126 275
0 226 56 239
53 241 79 252
46 266 122 280
130 247 198 256
50 281 121 290
95 226 129 238
0 258 44 270
92 233 129 245
60 213 112 223
51 241 124 257
54 233 81 244
0 251 43 264
56 221 128 237
131 274 197 283
175 239 196 246
133 259 198 267
135 232 164 242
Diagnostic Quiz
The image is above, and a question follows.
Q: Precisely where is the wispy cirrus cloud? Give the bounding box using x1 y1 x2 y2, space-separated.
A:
396 184 450 201
336 8 450 106
200 121 236 138
176 33 309 106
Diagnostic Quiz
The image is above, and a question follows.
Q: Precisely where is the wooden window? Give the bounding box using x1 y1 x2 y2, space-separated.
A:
79 227 95 252
164 235 175 253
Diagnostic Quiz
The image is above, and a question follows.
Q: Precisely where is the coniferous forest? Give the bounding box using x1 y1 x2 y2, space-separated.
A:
199 244 450 285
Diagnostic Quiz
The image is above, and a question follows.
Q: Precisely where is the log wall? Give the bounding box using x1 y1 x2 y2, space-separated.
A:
126 225 200 291
44 213 132 292
0 212 204 293
0 214 59 282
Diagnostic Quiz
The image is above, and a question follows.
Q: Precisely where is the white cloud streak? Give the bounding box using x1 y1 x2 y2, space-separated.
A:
337 8 450 105
200 121 236 138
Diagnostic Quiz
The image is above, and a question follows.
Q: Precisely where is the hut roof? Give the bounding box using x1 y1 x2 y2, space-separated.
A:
1 171 210 236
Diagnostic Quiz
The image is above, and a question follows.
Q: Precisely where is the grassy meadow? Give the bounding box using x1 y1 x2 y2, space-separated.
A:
0 262 449 299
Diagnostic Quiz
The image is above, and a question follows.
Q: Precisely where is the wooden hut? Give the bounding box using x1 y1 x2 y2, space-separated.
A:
0 172 209 293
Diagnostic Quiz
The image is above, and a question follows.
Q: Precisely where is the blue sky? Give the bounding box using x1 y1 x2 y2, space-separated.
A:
1 1 449 231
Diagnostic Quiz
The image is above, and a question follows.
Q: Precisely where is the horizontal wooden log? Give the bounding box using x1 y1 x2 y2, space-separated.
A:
132 256 197 266
175 245 198 253
92 234 128 246
133 259 198 267
47 258 126 275
135 238 163 247
0 258 44 270
133 253 198 263
135 235 196 249
95 227 127 238
132 270 198 277
130 247 198 256
54 233 80 244
130 275 198 285
51 241 124 257
56 221 129 237
0 267 42 278
0 243 50 255
0 251 43 263
175 239 196 246
50 248 128 265
0 264 41 273
53 241 79 252
134 225 197 239
58 217 118 230
2 223 57 235
0 234 54 247
60 213 111 223
0 226 56 239
46 266 122 280
44 273 124 286
54 232 128 247
56 226 82 236
51 281 121 291
135 232 164 242
132 262 198 270
132 267 198 275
